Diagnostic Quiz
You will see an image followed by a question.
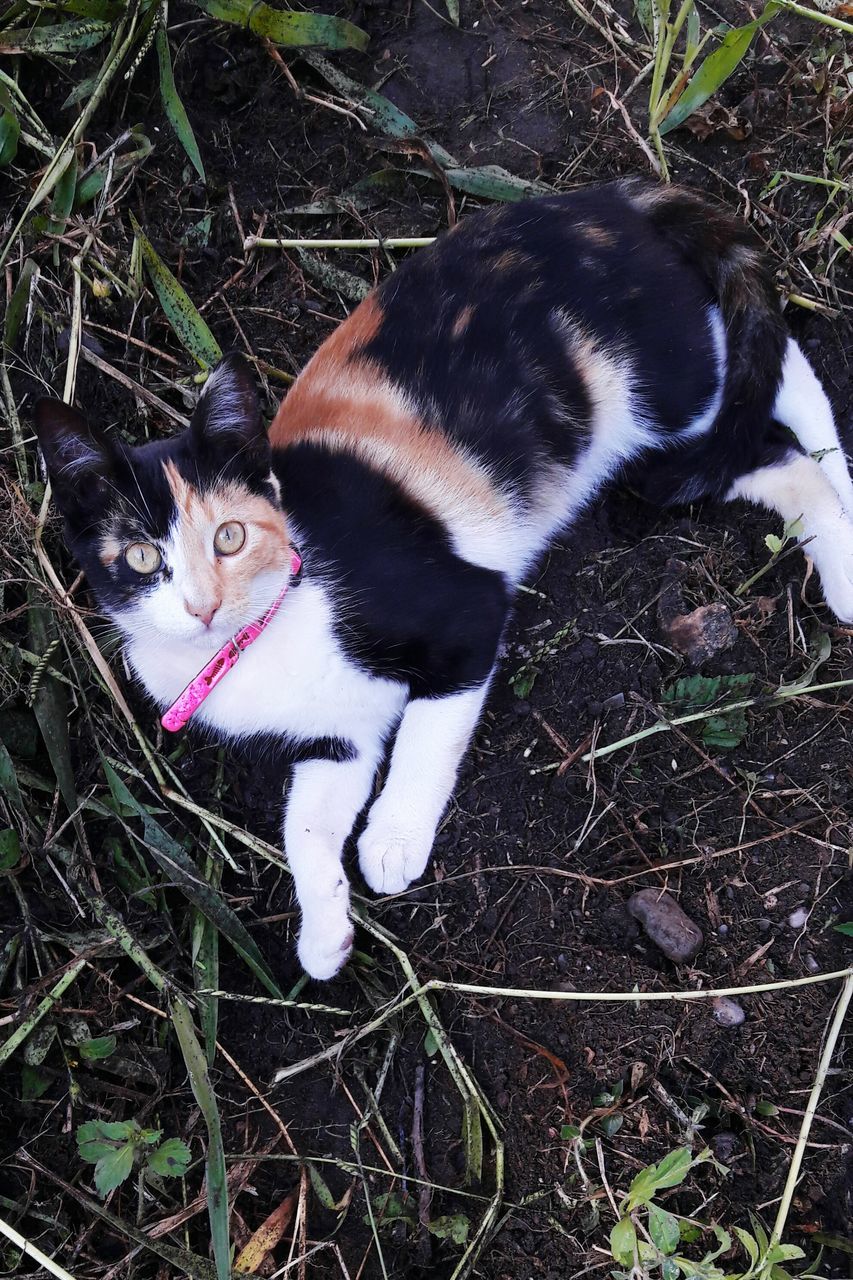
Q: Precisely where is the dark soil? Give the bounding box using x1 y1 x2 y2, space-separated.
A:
1 1 852 1278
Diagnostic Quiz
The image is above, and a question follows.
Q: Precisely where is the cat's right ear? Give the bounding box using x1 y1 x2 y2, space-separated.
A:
33 399 115 515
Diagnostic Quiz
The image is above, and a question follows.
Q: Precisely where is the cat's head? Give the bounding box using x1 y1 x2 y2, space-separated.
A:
34 354 294 647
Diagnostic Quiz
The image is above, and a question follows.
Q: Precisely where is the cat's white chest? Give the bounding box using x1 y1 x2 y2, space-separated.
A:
124 579 406 750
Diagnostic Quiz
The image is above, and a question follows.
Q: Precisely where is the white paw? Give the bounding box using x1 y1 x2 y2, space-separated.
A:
358 822 433 895
297 881 353 980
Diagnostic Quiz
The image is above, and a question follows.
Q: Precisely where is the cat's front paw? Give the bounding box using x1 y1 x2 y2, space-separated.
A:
298 915 354 980
358 821 433 895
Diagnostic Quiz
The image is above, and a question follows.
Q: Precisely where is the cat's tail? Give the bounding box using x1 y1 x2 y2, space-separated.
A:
625 181 789 503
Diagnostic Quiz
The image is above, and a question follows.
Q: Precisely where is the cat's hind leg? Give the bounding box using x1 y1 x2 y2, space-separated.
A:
726 449 853 622
773 338 853 514
358 680 492 895
284 750 380 979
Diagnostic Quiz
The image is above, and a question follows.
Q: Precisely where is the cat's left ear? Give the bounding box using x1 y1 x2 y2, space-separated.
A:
191 353 270 467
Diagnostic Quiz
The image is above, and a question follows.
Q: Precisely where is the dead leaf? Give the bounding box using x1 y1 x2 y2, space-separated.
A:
234 1190 298 1274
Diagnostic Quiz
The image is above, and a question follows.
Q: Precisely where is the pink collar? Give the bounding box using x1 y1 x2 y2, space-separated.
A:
161 548 302 733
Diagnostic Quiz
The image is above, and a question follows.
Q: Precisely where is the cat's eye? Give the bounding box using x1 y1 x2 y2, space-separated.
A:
124 542 162 575
214 521 246 555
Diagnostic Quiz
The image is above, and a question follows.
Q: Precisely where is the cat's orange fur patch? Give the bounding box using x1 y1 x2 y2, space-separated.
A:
270 295 509 529
162 461 291 614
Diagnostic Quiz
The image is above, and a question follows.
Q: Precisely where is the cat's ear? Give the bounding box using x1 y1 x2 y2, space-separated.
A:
33 399 115 514
191 353 270 467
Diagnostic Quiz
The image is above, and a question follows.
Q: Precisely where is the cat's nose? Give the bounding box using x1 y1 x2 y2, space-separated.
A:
185 598 221 627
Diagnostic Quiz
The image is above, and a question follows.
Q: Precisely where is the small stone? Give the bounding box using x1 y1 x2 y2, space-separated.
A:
717 924 729 937
804 953 820 974
713 996 746 1027
602 692 626 712
788 906 809 929
626 889 704 963
712 1131 741 1164
664 603 738 666
757 917 773 932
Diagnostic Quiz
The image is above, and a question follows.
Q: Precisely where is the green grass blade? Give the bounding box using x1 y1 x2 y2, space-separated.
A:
0 741 24 813
48 146 78 238
303 52 455 163
51 0 124 17
445 0 460 23
192 854 221 1065
0 19 112 54
192 0 367 50
3 257 37 348
171 998 230 1280
440 164 549 201
103 761 285 999
0 90 20 166
129 211 221 367
156 22 205 182
28 598 77 816
659 0 781 134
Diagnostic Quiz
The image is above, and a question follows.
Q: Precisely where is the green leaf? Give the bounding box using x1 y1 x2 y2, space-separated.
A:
659 1 781 135
767 1245 805 1263
0 19 112 54
429 1213 470 1245
129 212 222 368
733 1226 759 1267
749 1212 769 1255
600 1113 623 1136
764 533 783 554
701 709 748 750
610 1216 637 1266
156 25 205 182
191 0 368 50
78 1035 117 1061
649 1204 680 1255
653 1147 694 1190
561 1124 581 1140
662 673 754 709
423 1026 439 1057
94 1141 135 1196
625 1164 659 1209
0 94 20 167
706 1224 732 1261
833 921 853 936
21 1063 52 1100
444 0 460 23
77 1119 137 1162
0 828 21 871
148 1137 192 1179
662 1261 680 1280
754 1100 779 1116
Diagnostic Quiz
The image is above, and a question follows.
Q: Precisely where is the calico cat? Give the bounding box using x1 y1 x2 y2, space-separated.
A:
34 180 853 979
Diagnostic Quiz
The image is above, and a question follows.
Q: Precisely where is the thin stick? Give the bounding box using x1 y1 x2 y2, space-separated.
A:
0 1215 79 1280
244 236 435 252
582 676 853 763
769 973 853 1248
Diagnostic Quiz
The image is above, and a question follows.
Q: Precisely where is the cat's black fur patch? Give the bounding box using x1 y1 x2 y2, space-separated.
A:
277 443 509 697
